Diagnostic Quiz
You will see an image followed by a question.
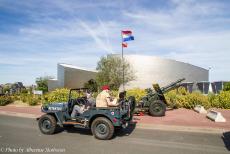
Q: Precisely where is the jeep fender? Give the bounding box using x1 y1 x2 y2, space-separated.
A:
89 114 113 128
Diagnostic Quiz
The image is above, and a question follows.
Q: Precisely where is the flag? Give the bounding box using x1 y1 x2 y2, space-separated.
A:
122 42 127 48
122 30 134 42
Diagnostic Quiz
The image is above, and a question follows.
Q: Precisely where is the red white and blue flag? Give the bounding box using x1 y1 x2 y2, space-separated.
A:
122 30 134 42
122 30 134 48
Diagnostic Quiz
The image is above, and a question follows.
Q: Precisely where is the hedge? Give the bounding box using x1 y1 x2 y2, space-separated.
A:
165 87 230 109
0 96 13 106
126 88 146 103
1 87 229 109
210 91 230 109
44 88 82 104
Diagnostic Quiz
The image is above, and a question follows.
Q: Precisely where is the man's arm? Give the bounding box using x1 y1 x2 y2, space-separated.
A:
106 98 119 107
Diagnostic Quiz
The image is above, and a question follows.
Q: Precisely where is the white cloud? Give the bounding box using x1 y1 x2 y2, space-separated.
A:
120 0 230 81
0 0 230 84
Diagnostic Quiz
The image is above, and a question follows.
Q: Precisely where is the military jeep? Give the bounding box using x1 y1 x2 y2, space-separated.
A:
37 88 136 140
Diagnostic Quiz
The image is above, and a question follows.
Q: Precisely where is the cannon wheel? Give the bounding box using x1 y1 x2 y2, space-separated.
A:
149 100 166 116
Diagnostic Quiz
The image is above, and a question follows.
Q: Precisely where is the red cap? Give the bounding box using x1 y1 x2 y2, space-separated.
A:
102 85 110 90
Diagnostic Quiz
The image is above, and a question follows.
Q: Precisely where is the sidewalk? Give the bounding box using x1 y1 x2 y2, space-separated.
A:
0 104 42 118
0 104 229 133
133 108 230 129
133 108 230 133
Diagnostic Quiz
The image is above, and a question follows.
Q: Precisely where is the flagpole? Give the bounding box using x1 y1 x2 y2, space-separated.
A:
121 31 125 91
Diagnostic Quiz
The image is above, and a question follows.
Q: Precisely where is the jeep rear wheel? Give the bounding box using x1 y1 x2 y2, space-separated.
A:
38 114 57 135
91 117 114 140
149 100 166 116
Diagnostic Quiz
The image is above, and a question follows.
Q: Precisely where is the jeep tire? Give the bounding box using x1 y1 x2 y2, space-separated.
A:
149 100 166 116
91 117 114 140
38 114 57 135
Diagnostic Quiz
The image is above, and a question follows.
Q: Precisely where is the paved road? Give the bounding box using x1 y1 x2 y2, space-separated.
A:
0 115 229 154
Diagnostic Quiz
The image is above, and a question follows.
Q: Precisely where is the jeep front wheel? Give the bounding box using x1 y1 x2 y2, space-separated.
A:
38 114 57 135
91 117 114 140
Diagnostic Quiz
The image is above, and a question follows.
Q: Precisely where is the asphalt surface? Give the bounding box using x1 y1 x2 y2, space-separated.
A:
0 115 229 154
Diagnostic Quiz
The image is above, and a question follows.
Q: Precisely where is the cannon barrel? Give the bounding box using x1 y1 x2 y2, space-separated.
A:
160 78 185 93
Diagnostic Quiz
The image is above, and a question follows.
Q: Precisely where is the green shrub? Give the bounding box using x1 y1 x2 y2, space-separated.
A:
4 93 43 106
46 88 80 103
126 88 146 103
177 87 189 95
223 82 230 91
165 90 178 108
42 87 230 109
46 88 69 103
211 91 230 109
0 96 13 106
185 92 210 109
19 94 28 102
208 92 216 107
165 88 210 109
27 96 40 106
21 89 28 94
10 95 20 102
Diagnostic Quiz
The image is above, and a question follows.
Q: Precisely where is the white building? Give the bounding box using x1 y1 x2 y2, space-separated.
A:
48 63 97 91
48 55 209 91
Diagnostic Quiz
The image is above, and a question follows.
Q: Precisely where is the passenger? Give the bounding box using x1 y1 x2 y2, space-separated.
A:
86 91 96 107
96 85 119 107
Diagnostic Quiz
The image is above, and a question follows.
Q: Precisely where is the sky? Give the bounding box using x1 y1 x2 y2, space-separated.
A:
0 0 230 85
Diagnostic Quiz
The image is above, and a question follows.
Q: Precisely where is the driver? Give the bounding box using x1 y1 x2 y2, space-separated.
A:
96 85 119 107
71 91 93 119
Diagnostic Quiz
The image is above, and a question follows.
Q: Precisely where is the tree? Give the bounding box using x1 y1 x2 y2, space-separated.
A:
3 85 10 94
96 55 135 90
35 76 53 93
223 82 230 91
83 79 98 92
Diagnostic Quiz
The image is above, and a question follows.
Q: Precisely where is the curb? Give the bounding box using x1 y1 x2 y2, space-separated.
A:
135 123 227 134
0 111 40 119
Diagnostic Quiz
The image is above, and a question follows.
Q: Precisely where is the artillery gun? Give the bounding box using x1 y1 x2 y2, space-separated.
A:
136 78 185 116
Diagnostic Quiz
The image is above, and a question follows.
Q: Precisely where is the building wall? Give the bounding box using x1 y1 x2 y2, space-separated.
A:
48 55 209 91
48 63 97 91
57 64 65 87
124 55 209 89
47 79 60 91
64 67 97 89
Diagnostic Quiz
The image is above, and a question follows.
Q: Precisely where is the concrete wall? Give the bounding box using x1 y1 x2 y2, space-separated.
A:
124 55 209 89
64 67 97 89
48 63 97 91
57 64 65 87
48 55 209 91
47 79 60 91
